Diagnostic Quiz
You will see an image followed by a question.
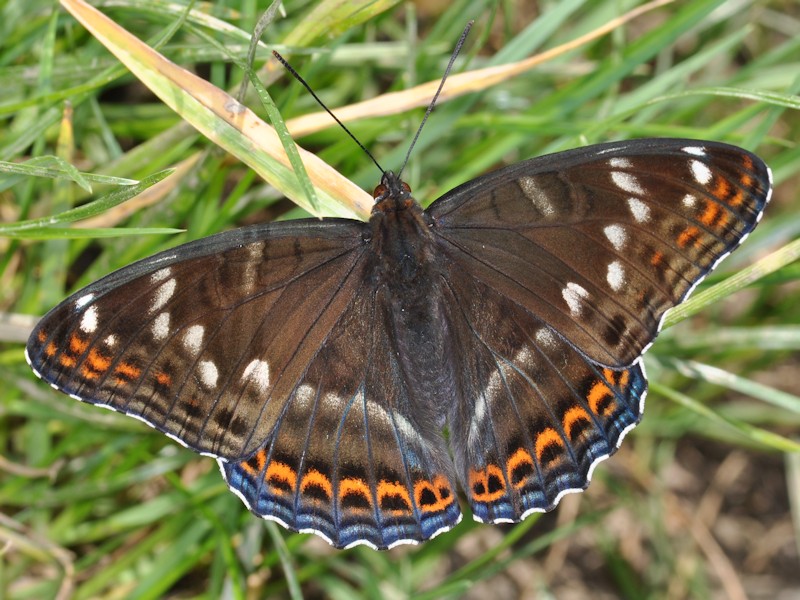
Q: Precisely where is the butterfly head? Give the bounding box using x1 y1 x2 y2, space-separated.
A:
373 171 413 209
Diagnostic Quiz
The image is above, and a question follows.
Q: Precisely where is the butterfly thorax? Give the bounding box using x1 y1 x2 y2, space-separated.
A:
368 172 438 290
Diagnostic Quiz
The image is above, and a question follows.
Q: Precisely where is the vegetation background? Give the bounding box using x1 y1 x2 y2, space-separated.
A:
2 0 798 598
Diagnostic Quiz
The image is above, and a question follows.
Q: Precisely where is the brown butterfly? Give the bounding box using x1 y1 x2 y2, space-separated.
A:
27 137 770 548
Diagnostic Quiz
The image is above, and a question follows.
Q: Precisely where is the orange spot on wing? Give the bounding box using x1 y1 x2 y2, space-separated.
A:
415 475 455 514
115 362 141 380
59 353 76 368
563 405 592 440
239 449 267 477
699 201 725 227
733 156 755 200
377 480 413 515
79 348 112 380
87 348 110 371
79 365 98 380
727 188 745 207
712 178 731 202
300 468 333 500
650 250 665 269
676 226 702 249
534 428 564 464
507 448 535 489
468 464 506 503
603 368 629 388
265 460 297 494
69 335 88 355
154 371 171 387
588 379 615 416
716 175 753 207
339 477 373 511
38 330 48 343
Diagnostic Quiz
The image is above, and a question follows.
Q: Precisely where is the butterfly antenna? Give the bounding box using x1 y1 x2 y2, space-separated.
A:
397 20 473 180
272 50 385 175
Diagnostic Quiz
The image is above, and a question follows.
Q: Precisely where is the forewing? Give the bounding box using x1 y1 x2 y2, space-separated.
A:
221 278 461 550
26 220 367 459
430 139 771 366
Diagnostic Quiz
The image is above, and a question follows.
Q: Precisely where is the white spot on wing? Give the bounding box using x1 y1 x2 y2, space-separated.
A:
182 325 204 355
690 159 712 185
242 359 271 393
292 384 315 409
468 346 530 446
149 278 177 313
562 282 589 316
75 293 94 308
682 193 697 208
535 327 556 349
607 261 625 292
515 347 533 367
80 305 98 333
151 267 172 283
152 312 171 341
609 157 632 168
627 198 651 223
242 243 263 293
198 360 218 388
393 412 422 443
603 224 627 251
469 393 489 445
365 393 424 444
519 176 555 216
104 334 117 348
682 146 706 156
24 347 35 370
611 171 644 195
322 390 345 409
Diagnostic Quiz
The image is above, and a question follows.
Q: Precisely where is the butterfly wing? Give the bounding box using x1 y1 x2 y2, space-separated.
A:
430 138 770 520
28 218 462 549
430 139 771 366
221 270 461 549
26 220 369 459
442 272 645 521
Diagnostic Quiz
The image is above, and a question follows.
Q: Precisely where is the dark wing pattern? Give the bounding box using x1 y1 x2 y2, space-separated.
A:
431 139 770 521
442 272 645 522
430 139 771 367
26 136 771 549
26 221 367 459
222 274 461 550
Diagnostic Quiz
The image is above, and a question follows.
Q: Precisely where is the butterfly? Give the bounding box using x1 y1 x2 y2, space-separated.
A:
26 138 771 549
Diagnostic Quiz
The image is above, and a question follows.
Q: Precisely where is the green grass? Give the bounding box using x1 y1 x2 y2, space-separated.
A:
2 0 799 598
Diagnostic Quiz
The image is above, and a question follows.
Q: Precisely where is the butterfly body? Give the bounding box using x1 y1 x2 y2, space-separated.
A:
27 139 771 549
366 172 458 430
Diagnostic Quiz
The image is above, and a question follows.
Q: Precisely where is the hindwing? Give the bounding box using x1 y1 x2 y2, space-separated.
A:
222 272 461 549
441 272 645 521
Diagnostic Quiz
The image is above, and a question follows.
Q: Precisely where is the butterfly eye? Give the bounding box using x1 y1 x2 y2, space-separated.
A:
373 183 388 199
